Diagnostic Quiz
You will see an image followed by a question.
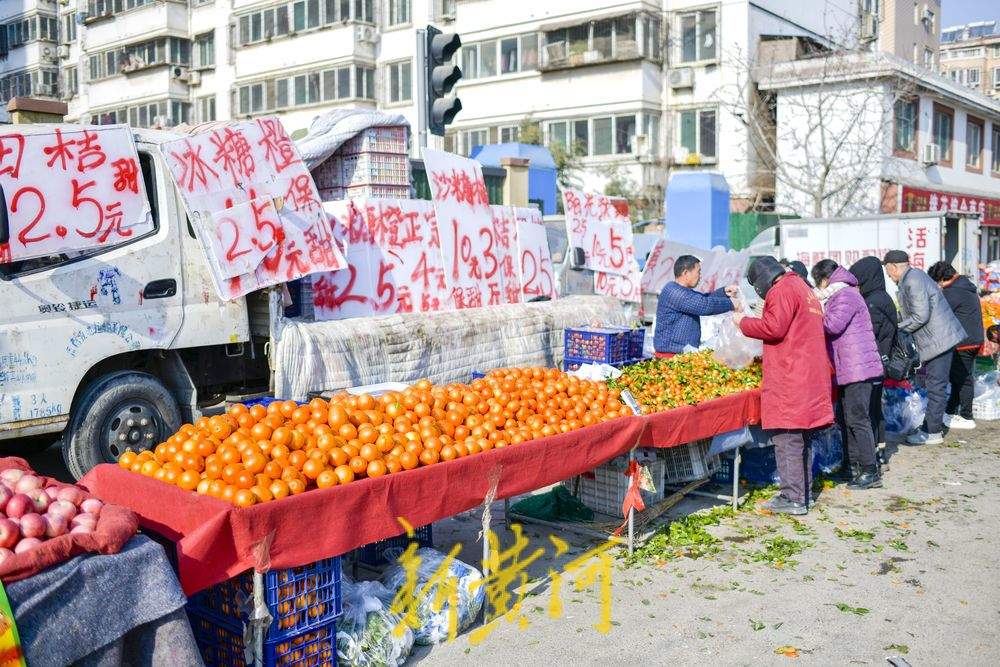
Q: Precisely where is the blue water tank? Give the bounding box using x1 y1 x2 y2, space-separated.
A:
471 143 558 215
665 172 731 250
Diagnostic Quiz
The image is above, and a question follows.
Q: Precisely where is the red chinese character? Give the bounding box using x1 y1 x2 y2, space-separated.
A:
452 287 465 309
210 128 256 186
420 291 440 312
112 157 140 194
99 201 128 243
915 227 928 249
0 134 26 178
170 139 219 192
256 118 297 173
284 174 320 212
75 130 106 172
912 252 925 269
465 286 482 308
431 169 489 206
43 128 76 171
396 285 414 313
282 240 309 280
487 282 501 305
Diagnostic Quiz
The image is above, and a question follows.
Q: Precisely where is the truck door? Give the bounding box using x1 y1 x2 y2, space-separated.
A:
0 149 184 437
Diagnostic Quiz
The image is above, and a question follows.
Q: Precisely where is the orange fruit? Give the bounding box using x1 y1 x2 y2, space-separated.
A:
358 444 379 462
329 447 349 467
400 451 419 470
287 478 306 495
333 465 355 485
316 469 338 489
221 484 237 503
250 485 274 503
419 448 440 466
234 489 256 507
302 458 324 480
178 470 200 491
140 460 160 477
366 460 387 478
269 480 290 500
234 470 255 490
349 456 368 476
196 478 212 495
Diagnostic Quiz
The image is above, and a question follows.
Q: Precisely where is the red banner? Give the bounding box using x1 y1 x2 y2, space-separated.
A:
900 185 1000 226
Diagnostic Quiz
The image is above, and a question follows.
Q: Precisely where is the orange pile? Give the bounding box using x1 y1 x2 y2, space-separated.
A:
118 368 625 506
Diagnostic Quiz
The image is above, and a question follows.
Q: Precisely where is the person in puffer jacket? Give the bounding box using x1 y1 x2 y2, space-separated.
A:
812 260 884 490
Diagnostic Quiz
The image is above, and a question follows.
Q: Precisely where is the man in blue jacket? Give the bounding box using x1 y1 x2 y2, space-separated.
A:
653 255 737 356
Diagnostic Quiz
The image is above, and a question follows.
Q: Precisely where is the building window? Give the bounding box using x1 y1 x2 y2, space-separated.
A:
356 66 374 99
923 48 933 69
893 98 918 157
679 109 717 160
542 14 657 68
387 0 410 26
194 31 214 69
196 95 216 122
386 59 411 103
642 112 660 156
615 115 636 154
967 68 981 87
355 0 374 23
499 125 519 143
592 117 613 155
520 34 539 70
62 13 77 43
547 119 588 155
480 40 498 77
239 6 290 45
932 103 954 166
992 125 1000 174
292 0 321 31
460 128 489 155
966 116 984 172
994 67 1000 89
500 37 519 74
679 9 717 63
63 66 78 98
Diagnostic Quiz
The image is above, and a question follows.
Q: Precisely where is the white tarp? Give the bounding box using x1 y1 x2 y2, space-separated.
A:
295 109 410 170
274 295 629 400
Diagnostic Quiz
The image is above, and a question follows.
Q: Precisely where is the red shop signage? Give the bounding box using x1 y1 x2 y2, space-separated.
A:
900 185 1000 226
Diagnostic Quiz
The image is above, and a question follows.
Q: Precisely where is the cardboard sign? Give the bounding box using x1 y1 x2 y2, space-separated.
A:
489 205 521 304
561 189 635 276
312 198 450 319
162 118 346 300
207 197 281 279
421 148 498 309
595 262 642 303
517 217 556 300
640 239 749 295
0 125 153 262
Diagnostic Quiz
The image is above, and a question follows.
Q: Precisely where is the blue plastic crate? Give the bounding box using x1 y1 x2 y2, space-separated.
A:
607 326 646 360
189 612 337 667
357 525 433 566
187 557 342 643
563 327 630 364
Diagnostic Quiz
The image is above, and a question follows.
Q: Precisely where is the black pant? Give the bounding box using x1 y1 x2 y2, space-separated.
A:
838 382 876 468
946 348 977 420
922 350 953 434
869 380 885 445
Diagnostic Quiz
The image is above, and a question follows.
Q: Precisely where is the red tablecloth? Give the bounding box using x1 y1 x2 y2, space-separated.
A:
639 390 761 448
81 416 646 594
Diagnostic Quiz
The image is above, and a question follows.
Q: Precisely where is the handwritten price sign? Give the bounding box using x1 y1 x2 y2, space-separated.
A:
0 125 153 262
640 239 750 295
312 198 450 320
422 148 497 309
595 262 642 303
162 118 346 301
562 189 634 277
489 205 522 304
516 217 556 300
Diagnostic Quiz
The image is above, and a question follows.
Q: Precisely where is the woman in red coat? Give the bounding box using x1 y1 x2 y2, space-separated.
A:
735 257 834 515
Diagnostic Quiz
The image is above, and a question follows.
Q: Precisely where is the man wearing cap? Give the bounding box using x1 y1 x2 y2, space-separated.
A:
882 251 966 445
734 256 833 515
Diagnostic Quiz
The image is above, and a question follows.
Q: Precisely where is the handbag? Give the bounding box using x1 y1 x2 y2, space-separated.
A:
884 330 920 381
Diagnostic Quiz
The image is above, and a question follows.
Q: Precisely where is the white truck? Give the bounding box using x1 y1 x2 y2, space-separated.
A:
0 125 625 479
746 211 983 278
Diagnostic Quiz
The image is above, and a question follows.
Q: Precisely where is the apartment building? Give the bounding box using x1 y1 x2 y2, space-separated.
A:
940 20 1000 100
0 1 61 104
758 50 1000 257
860 0 940 68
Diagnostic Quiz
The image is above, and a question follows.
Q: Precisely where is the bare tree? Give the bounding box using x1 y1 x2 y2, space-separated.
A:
714 41 921 218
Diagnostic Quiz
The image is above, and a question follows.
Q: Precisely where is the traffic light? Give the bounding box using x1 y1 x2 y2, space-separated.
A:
424 25 462 136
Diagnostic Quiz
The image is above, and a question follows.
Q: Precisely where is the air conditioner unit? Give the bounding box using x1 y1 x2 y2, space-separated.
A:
189 70 202 86
40 46 58 63
58 44 70 59
668 67 694 88
172 66 190 82
861 14 878 40
356 26 377 44
544 41 566 64
922 142 940 165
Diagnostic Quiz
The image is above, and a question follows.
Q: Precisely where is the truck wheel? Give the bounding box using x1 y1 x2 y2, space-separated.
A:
62 371 181 480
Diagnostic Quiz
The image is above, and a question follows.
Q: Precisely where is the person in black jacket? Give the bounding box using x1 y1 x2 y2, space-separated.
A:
849 256 898 467
928 261 984 430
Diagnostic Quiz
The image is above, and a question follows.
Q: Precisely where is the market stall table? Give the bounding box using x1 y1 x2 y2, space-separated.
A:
81 415 646 595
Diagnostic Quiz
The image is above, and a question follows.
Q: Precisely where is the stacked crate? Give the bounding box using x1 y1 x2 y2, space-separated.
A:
314 126 411 202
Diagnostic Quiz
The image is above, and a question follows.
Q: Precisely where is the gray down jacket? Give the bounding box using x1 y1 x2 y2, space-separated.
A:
896 266 966 362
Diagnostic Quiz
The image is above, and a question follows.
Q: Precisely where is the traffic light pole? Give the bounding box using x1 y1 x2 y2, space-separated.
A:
415 28 428 149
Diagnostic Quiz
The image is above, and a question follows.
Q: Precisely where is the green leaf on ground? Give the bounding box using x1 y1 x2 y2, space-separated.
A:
750 618 765 631
889 539 909 551
835 527 875 541
833 602 870 615
751 537 809 568
884 643 909 654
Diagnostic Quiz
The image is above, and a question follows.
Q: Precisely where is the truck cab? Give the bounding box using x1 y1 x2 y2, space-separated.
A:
0 127 269 478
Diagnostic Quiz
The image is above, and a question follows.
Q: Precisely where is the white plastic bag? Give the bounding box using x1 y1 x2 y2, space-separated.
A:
569 362 623 381
380 548 485 645
706 315 762 369
336 579 414 667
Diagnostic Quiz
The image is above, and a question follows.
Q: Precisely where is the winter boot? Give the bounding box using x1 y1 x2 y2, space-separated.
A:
848 465 883 490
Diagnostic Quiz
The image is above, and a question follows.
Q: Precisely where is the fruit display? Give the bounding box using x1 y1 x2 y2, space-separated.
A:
609 350 762 412
118 368 625 506
982 297 1000 328
0 468 104 564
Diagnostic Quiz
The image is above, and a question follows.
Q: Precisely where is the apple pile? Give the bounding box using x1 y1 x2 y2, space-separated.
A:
0 468 103 564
